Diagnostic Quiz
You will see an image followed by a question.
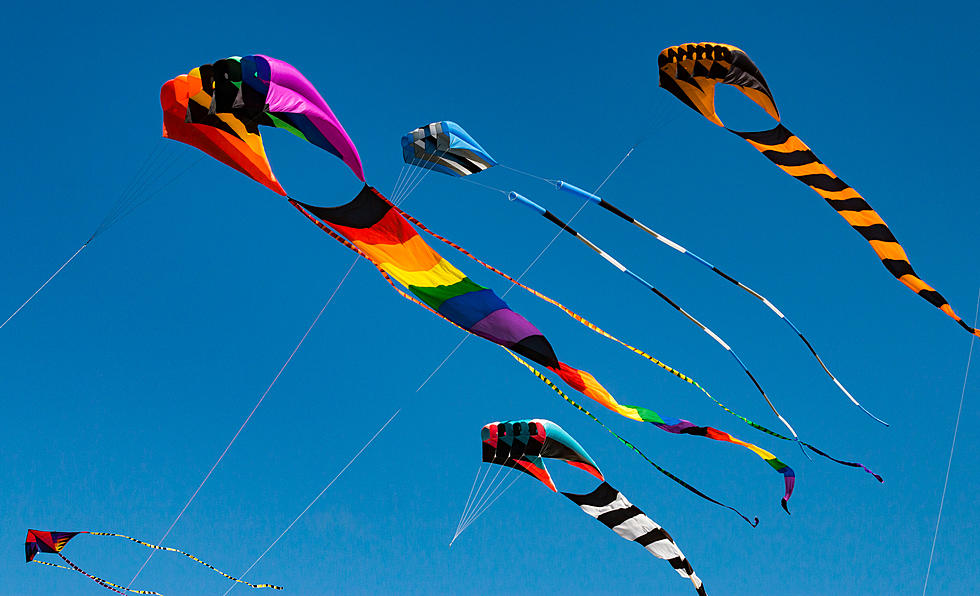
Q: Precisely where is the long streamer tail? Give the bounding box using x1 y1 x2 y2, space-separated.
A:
506 349 760 526
33 553 140 595
546 360 795 512
593 196 887 425
733 124 979 339
86 533 282 590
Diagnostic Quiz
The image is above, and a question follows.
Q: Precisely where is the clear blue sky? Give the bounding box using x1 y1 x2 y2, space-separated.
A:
3 2 978 594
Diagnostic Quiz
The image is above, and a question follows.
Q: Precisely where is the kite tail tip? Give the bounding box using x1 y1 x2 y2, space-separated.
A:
781 499 790 515
797 441 813 462
857 403 889 427
751 516 760 528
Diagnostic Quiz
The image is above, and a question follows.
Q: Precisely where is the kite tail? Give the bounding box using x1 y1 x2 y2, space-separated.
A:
592 197 887 426
86 533 283 590
563 482 708 596
333 199 878 486
732 125 979 339
548 361 795 512
291 201 766 524
50 552 129 595
30 560 159 594
506 349 759 527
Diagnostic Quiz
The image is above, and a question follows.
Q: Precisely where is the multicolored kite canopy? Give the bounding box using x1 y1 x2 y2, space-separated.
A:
658 42 980 338
161 54 364 195
401 121 497 177
481 419 603 491
25 529 78 562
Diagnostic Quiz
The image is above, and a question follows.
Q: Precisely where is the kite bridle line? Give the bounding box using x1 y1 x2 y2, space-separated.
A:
1 140 201 332
450 430 529 546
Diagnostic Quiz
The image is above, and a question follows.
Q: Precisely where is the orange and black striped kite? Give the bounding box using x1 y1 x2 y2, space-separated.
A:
658 42 979 338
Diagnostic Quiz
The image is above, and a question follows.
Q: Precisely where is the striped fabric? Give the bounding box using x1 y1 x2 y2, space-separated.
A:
25 530 282 593
564 483 707 595
733 125 980 337
295 185 797 510
162 70 285 195
161 54 364 195
659 42 979 338
401 121 497 177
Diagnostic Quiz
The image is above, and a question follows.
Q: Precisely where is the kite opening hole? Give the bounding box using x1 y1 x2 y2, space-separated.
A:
714 84 779 131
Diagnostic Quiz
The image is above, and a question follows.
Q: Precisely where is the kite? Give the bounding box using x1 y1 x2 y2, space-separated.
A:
402 121 497 177
25 529 282 594
657 42 979 338
400 120 885 424
480 420 707 596
161 54 364 194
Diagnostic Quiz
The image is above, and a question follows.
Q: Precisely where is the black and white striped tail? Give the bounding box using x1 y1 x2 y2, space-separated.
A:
563 482 707 595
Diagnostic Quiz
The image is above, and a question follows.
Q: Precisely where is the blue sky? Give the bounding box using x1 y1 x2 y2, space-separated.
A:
3 2 979 594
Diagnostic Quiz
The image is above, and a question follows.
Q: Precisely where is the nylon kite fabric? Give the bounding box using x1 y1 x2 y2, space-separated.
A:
291 185 797 511
563 483 707 596
161 54 364 193
402 121 497 177
481 419 603 491
478 421 707 595
25 529 283 593
658 42 979 338
162 69 285 195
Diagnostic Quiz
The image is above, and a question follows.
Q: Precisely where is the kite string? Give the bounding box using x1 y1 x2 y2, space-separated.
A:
126 254 361 588
1 142 200 332
0 243 88 331
498 164 555 184
922 288 980 596
222 408 401 596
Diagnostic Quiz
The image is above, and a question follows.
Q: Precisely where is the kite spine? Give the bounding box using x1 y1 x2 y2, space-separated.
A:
552 179 887 425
